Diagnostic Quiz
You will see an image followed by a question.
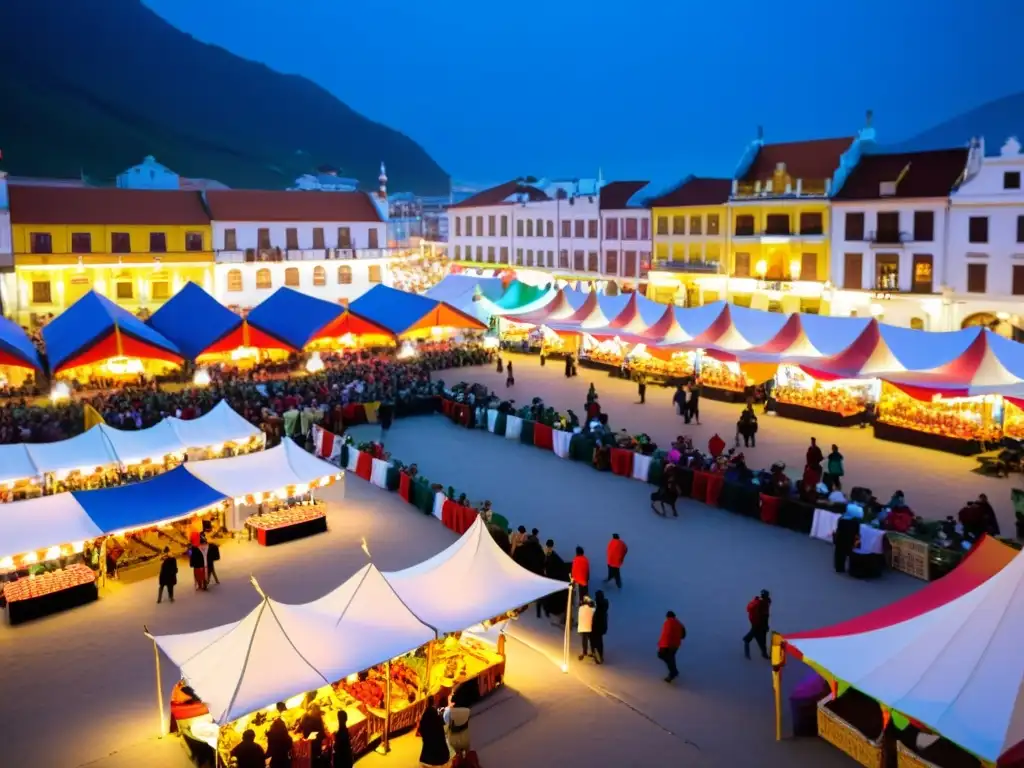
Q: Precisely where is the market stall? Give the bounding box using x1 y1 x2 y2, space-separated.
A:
0 444 43 501
772 365 874 427
0 313 44 392
306 308 397 351
167 400 266 460
578 333 630 374
350 285 488 342
247 500 328 546
874 383 1002 456
697 354 754 403
626 345 694 386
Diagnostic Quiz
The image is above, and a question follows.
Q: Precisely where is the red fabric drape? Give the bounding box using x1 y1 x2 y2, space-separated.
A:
759 494 780 525
691 471 709 500
342 403 367 426
442 399 454 417
610 448 634 477
533 423 554 451
355 451 373 481
454 403 471 426
705 474 725 506
399 472 412 502
441 499 456 531
440 500 478 534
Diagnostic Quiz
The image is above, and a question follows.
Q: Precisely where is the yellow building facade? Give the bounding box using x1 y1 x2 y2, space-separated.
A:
4 186 214 325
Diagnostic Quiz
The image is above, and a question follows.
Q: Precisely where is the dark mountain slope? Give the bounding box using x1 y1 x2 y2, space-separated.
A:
0 0 449 193
887 91 1024 152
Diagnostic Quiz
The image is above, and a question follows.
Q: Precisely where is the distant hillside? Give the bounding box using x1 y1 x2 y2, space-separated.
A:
887 91 1024 152
0 0 449 193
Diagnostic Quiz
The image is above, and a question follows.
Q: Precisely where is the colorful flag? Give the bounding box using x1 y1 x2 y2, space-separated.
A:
83 404 105 431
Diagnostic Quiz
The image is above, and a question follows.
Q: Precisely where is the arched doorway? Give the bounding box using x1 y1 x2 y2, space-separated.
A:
961 312 1021 340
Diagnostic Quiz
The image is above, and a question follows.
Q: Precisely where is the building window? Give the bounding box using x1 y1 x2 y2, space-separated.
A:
487 246 495 262
227 269 243 292
799 212 823 236
111 232 131 253
185 232 204 251
1013 265 1024 296
672 216 685 235
515 248 523 266
587 251 599 272
561 220 571 238
967 263 987 293
689 216 702 236
116 281 134 300
1005 171 1022 190
573 250 584 271
500 216 508 237
910 317 925 330
605 218 618 239
574 220 585 238
911 254 933 293
338 265 353 284
1017 215 1024 243
476 216 483 235
70 232 92 253
151 281 170 300
256 268 272 289
913 211 934 242
314 227 327 249
258 228 271 249
368 229 379 249
31 280 52 304
876 253 899 290
656 216 669 236
547 250 554 267
706 214 720 236
765 214 789 235
514 219 522 237
734 215 755 237
606 250 618 274
799 253 817 281
526 219 534 237
559 250 569 269
845 212 865 241
968 216 989 244
454 217 461 237
588 220 598 239
488 216 496 237
312 265 326 286
146 232 166 253
224 229 237 250
526 249 534 267
368 265 382 283
284 267 300 287
30 232 53 254
499 246 509 263
622 251 636 277
453 245 461 260
286 228 299 250
476 246 483 261
536 219 543 237
338 227 351 248
466 217 474 237
843 253 863 290
641 218 649 240
546 221 554 238
734 252 751 277
624 219 638 240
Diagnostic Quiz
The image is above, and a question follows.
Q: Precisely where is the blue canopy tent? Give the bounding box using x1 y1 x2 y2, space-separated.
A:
147 282 245 361
72 464 226 533
349 284 487 336
0 314 43 373
425 275 504 325
43 291 182 375
246 287 345 350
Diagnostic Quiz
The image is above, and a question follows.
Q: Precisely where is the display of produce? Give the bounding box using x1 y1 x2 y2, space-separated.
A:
246 501 327 531
629 350 694 380
774 366 873 417
2 563 96 603
698 358 746 392
877 388 1002 443
1003 400 1024 440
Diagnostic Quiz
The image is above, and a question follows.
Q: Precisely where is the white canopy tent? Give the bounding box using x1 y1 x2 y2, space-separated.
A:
384 515 567 634
0 494 102 560
153 565 434 724
0 444 42 485
168 400 263 449
183 437 340 499
98 421 185 466
788 548 1024 764
25 427 119 476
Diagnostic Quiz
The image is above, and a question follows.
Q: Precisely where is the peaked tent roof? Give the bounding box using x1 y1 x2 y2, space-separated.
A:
501 287 587 325
348 285 486 336
425 275 504 325
183 437 339 498
589 292 670 338
98 420 188 465
784 538 1023 764
25 425 119 475
246 287 346 350
546 291 631 332
700 305 792 360
493 279 554 311
384 515 566 634
0 314 43 371
642 301 731 346
308 309 396 342
43 291 182 373
167 400 263 448
0 444 41 484
0 493 102 560
146 282 243 360
742 313 873 363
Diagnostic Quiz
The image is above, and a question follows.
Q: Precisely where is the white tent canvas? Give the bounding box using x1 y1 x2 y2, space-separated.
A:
99 421 186 465
0 494 102 559
168 400 262 449
790 548 1024 763
0 444 40 484
184 438 339 498
25 426 118 475
384 516 567 633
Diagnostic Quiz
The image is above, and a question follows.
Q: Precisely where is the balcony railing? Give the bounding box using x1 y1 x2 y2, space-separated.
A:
217 247 398 263
869 230 910 246
731 178 830 199
651 259 723 274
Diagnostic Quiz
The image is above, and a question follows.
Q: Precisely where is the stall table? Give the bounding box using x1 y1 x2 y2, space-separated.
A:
701 385 749 404
873 421 987 456
247 504 328 546
775 401 864 428
3 563 98 625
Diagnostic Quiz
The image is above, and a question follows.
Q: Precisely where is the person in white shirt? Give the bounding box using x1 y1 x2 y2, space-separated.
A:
827 488 847 504
577 595 596 661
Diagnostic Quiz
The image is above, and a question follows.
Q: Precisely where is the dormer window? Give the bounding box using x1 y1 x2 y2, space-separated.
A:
1005 171 1021 190
879 181 897 197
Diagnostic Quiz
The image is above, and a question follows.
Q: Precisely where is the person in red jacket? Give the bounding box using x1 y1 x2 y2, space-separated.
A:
658 611 685 683
743 590 771 660
571 546 591 600
604 534 627 589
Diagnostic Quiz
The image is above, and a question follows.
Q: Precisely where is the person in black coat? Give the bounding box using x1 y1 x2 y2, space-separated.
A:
591 590 609 664
230 729 266 768
297 703 327 768
332 709 353 768
514 535 546 617
157 547 177 604
206 541 221 585
266 703 293 768
833 516 860 574
417 706 450 767
542 540 570 622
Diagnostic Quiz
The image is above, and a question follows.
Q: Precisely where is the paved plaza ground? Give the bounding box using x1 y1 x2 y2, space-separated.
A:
3 356 1008 768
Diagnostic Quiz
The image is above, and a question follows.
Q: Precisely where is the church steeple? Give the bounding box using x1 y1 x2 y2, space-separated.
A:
378 161 388 199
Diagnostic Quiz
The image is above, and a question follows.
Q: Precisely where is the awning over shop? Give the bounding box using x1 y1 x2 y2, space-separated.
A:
25 426 119 476
384 515 566 634
741 313 873 363
425 275 504 325
500 287 588 326
308 309 399 344
545 291 631 333
602 292 669 337
0 314 43 372
349 285 487 336
643 301 730 347
700 305 793 360
72 465 227 534
146 282 245 361
246 287 345 350
98 421 186 466
0 494 102 560
167 400 263 449
183 437 338 498
43 291 182 374
493 279 554 311
784 537 1022 764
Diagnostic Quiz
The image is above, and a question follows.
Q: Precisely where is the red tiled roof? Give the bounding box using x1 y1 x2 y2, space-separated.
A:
741 137 854 182
449 180 549 209
8 186 210 225
647 177 732 207
832 148 969 200
204 190 382 222
598 180 650 210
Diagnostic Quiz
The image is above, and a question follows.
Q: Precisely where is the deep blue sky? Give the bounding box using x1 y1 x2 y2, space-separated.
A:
146 0 1024 187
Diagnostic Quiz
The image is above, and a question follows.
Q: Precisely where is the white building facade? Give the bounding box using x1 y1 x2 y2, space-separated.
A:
599 181 652 287
205 188 394 308
946 136 1024 336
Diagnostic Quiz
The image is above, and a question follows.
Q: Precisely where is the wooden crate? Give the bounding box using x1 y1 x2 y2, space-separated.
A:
817 696 887 768
896 741 941 768
887 534 930 581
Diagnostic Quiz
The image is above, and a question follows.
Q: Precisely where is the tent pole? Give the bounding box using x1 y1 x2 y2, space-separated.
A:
380 660 393 753
99 537 107 589
144 626 166 737
561 583 573 672
422 639 435 699
771 632 784 741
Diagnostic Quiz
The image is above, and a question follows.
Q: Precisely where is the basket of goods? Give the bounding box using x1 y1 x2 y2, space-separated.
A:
340 678 385 710
3 564 97 602
817 690 889 768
